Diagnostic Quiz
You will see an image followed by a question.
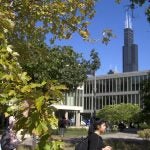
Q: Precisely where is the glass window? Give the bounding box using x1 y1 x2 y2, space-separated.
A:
124 77 127 92
124 95 127 103
89 80 93 94
110 79 112 92
99 97 102 109
87 81 90 94
96 97 99 109
121 78 123 92
113 78 116 92
120 95 123 103
132 76 136 91
132 94 135 104
106 79 109 92
89 97 92 110
128 77 131 91
103 79 106 93
87 97 89 110
96 80 99 93
117 78 121 92
84 97 87 110
100 80 102 93
103 96 106 107
106 96 109 105
136 94 139 105
136 76 140 91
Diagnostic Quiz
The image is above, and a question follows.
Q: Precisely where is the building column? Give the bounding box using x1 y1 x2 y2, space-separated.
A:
102 96 103 108
127 77 129 92
76 111 80 127
65 111 68 120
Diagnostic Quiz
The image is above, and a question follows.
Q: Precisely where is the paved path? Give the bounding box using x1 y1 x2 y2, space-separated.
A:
101 132 142 140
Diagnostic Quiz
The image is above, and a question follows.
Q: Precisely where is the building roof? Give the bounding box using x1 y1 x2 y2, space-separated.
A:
51 104 83 112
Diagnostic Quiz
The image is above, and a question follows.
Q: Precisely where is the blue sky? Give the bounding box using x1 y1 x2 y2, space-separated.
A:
46 0 150 75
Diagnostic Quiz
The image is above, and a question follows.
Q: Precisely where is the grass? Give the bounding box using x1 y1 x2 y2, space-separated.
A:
64 128 87 138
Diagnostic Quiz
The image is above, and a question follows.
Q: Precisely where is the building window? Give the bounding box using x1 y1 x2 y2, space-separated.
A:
96 80 100 93
117 78 121 92
136 94 139 105
103 79 106 93
96 97 99 110
120 95 123 103
84 97 87 110
132 76 136 91
121 78 123 92
113 78 116 92
132 94 135 104
87 97 89 110
106 79 109 92
86 81 90 94
110 79 112 92
99 97 102 109
136 76 140 91
100 80 102 93
128 77 131 91
89 97 92 110
124 77 127 92
89 81 93 94
124 95 127 103
103 96 106 107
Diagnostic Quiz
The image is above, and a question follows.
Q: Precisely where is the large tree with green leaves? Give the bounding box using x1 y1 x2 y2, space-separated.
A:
24 46 89 90
0 3 66 149
140 72 150 124
97 104 140 124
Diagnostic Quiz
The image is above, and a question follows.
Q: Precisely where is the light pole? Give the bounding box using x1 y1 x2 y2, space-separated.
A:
93 70 96 118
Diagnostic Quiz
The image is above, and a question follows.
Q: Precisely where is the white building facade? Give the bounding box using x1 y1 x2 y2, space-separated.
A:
82 70 149 114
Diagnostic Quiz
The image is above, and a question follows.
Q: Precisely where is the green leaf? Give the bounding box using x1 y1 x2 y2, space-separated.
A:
35 96 45 111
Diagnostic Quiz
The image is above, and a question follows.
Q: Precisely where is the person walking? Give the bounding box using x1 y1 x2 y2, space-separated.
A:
58 117 66 137
88 119 112 150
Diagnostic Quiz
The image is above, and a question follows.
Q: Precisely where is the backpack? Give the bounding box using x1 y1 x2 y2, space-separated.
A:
75 136 89 150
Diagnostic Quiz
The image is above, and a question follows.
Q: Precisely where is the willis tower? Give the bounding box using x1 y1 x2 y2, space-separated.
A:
123 13 138 72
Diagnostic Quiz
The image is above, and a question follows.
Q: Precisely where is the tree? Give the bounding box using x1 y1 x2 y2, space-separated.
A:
88 49 101 74
97 104 140 124
24 46 89 90
0 4 66 149
116 0 150 22
5 0 96 60
140 72 150 124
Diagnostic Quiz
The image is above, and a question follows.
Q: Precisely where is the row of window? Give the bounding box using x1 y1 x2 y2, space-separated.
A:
84 94 140 110
84 75 148 94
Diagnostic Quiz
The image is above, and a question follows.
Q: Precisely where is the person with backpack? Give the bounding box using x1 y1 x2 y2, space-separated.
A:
75 119 112 150
88 119 112 150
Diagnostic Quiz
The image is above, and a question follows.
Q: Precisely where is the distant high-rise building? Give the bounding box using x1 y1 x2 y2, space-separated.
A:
123 13 138 72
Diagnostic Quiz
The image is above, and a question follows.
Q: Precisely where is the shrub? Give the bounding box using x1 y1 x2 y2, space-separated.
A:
138 129 150 140
139 123 150 129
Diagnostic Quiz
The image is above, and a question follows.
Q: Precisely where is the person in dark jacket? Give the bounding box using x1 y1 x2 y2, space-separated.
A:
58 117 66 137
88 119 112 150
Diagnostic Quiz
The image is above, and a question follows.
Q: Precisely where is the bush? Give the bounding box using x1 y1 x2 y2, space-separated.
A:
138 129 150 140
139 123 150 129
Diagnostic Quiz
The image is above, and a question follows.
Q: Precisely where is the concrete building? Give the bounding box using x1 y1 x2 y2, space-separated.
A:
82 70 149 115
52 86 84 127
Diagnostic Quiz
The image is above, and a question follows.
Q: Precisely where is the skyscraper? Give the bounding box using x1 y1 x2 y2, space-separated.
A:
123 13 138 72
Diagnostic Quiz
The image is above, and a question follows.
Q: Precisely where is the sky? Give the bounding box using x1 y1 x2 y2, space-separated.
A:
46 0 150 75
